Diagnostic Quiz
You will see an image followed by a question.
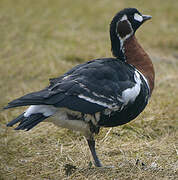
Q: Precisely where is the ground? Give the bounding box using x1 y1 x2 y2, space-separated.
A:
0 0 178 179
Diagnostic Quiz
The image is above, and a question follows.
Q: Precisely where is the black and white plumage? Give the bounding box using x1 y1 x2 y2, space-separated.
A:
5 58 150 127
5 8 154 167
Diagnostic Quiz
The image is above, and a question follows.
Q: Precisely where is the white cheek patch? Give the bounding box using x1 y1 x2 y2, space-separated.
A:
134 13 143 22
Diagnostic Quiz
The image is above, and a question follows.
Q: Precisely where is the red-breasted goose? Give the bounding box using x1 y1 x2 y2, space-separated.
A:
5 8 155 167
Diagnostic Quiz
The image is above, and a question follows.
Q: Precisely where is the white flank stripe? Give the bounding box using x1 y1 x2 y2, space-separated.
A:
136 70 150 93
122 71 141 105
24 105 57 117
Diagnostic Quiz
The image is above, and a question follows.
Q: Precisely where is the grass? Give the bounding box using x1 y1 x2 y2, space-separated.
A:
0 0 178 179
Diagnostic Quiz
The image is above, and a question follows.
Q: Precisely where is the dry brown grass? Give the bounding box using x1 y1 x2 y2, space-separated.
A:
0 0 178 179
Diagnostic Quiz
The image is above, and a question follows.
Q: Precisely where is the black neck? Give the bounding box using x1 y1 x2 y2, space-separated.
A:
110 19 126 61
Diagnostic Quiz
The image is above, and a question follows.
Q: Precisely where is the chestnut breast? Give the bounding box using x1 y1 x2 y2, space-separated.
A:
124 36 155 94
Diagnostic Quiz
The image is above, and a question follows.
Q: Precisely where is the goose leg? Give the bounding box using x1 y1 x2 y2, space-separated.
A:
87 138 102 167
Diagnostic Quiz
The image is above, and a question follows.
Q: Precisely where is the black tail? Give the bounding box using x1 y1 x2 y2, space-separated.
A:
4 88 65 110
4 89 49 109
7 113 48 131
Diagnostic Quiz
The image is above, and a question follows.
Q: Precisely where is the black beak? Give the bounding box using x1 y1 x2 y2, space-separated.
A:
142 15 152 22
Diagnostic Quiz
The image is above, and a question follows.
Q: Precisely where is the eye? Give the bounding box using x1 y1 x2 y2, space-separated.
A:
134 13 143 22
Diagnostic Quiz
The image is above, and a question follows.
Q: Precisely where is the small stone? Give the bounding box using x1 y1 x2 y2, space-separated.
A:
150 162 157 169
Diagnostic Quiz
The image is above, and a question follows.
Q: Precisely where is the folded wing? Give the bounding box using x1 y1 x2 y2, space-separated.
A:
4 58 137 114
